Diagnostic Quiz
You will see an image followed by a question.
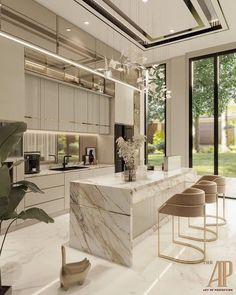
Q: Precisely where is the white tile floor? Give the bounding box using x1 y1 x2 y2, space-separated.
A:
1 198 236 295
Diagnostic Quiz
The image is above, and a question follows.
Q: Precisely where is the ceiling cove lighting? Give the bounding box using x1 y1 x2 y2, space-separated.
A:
0 31 140 92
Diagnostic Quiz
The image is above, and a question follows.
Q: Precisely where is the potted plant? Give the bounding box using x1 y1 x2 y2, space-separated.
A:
0 122 54 295
116 135 146 182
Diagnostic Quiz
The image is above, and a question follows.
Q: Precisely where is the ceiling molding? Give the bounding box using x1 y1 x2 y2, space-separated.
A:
74 0 228 50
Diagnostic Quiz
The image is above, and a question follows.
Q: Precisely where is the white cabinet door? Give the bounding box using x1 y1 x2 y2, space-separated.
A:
25 74 41 129
74 88 88 133
59 84 75 132
41 79 59 131
87 92 100 133
99 95 110 134
115 83 134 125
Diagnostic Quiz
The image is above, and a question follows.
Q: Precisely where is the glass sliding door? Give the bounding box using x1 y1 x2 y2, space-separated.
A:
191 57 215 175
190 50 236 198
218 53 236 177
146 64 166 167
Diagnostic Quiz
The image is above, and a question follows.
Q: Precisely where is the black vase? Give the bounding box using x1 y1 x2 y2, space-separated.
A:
0 286 12 295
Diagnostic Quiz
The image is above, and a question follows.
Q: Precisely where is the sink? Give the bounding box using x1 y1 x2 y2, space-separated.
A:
49 166 89 171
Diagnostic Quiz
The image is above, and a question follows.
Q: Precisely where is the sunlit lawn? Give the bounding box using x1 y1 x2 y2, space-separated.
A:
148 152 236 177
193 152 236 176
148 153 164 166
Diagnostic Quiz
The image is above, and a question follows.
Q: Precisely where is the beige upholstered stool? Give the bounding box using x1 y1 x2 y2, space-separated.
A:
180 180 218 242
198 175 226 226
158 187 206 264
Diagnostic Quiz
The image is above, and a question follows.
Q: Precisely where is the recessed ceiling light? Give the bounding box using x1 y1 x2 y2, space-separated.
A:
169 29 175 33
84 21 89 25
66 28 71 32
142 0 148 2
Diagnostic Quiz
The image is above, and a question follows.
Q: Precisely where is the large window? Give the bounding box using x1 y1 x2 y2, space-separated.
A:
146 64 166 167
190 51 236 178
24 132 80 163
57 135 80 163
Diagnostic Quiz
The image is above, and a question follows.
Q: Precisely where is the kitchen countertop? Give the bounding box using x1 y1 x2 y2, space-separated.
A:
24 164 114 178
71 168 193 192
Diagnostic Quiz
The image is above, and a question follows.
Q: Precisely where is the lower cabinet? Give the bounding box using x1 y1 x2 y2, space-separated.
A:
23 167 114 221
25 174 65 216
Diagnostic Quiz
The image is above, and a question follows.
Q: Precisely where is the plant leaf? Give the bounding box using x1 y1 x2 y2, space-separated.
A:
1 211 18 221
18 208 54 223
14 180 44 194
0 197 9 218
0 165 11 198
8 159 25 170
7 185 27 213
0 122 27 163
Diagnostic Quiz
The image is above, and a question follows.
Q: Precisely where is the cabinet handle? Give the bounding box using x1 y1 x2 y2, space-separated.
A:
24 115 33 119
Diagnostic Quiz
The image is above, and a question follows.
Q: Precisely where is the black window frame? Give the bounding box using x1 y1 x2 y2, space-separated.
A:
189 47 236 176
145 63 167 165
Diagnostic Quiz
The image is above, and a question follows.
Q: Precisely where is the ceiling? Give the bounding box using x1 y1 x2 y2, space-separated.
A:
35 0 236 63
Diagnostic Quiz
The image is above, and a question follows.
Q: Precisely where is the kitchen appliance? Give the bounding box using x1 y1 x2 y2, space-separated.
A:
114 123 134 173
24 152 40 174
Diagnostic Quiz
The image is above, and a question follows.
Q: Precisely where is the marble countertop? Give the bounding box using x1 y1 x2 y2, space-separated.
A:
24 164 114 178
71 168 193 192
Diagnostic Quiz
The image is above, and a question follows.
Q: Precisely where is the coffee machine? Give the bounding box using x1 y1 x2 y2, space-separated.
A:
24 152 40 174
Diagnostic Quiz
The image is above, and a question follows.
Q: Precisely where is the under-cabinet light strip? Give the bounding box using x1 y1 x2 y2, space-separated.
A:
0 31 140 92
26 129 99 136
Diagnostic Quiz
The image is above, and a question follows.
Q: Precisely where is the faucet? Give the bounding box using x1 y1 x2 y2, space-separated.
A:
63 155 72 169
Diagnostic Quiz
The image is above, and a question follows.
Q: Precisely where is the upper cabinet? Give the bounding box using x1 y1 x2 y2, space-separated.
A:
115 83 134 126
25 74 41 130
99 95 110 134
40 79 59 131
87 92 100 133
0 37 25 122
74 88 88 133
59 84 75 132
25 74 111 134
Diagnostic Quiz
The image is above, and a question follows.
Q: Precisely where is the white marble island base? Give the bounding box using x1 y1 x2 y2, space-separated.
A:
70 169 195 266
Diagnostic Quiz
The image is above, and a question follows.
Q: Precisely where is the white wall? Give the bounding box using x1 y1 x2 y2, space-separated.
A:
166 55 189 167
0 36 25 122
115 83 134 125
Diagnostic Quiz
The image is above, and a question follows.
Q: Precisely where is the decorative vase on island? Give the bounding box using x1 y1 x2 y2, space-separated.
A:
124 164 136 182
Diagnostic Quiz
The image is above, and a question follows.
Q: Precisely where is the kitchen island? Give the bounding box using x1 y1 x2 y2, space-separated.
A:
69 168 196 266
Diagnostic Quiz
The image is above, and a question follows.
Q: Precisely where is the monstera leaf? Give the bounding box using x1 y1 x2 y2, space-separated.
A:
0 165 10 198
0 121 54 262
0 122 27 163
14 180 44 194
18 208 54 223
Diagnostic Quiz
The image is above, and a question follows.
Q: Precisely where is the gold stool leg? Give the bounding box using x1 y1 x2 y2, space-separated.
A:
206 193 226 226
179 202 217 242
158 214 205 264
204 204 206 261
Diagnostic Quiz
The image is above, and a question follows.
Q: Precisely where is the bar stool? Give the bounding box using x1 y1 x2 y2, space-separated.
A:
158 187 206 264
198 175 226 226
179 180 218 242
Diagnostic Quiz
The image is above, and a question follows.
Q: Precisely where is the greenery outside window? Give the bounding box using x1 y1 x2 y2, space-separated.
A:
57 135 80 163
146 64 166 167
